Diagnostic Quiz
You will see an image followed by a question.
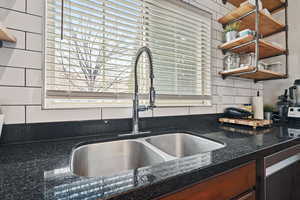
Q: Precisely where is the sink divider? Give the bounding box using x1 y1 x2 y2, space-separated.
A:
134 138 176 162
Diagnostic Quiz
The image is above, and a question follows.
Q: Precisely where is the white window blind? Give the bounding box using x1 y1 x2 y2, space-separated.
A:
44 0 212 108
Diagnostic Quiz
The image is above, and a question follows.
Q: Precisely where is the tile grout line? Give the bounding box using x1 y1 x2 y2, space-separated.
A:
24 68 27 87
25 105 27 124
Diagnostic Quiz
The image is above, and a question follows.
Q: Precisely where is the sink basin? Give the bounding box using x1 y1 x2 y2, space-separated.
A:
71 133 225 178
71 140 165 177
145 133 225 158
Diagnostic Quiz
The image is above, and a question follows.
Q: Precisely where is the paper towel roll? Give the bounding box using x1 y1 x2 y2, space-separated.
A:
253 96 264 119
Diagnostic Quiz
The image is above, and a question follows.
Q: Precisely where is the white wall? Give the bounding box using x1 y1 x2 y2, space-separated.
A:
264 0 300 105
0 0 262 124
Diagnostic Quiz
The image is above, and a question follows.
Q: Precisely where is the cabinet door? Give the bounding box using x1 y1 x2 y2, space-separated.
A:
266 160 300 200
266 163 294 200
292 160 300 200
158 162 256 200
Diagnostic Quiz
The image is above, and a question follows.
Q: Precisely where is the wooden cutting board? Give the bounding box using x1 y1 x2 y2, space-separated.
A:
219 118 273 129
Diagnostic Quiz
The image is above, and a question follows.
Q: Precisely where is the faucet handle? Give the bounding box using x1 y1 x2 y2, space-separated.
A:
150 87 156 107
138 105 148 112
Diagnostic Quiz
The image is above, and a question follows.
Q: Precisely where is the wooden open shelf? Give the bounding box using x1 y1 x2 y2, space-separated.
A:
218 3 285 37
219 35 286 59
226 0 286 13
0 27 16 43
219 66 286 81
219 35 254 49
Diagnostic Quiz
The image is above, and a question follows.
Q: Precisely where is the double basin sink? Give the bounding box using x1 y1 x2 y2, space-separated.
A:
71 133 225 178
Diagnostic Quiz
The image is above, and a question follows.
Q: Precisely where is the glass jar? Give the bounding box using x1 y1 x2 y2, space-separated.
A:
223 53 240 71
240 53 255 68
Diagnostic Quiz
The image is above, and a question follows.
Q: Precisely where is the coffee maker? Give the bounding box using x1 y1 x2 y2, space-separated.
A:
277 89 292 121
288 80 300 118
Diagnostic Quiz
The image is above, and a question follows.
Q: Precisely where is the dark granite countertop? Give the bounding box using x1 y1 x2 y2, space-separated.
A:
1 124 300 200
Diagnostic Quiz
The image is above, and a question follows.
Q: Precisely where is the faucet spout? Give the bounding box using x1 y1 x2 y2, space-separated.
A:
132 47 156 135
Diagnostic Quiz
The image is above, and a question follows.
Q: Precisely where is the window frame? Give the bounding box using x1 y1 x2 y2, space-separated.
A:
42 0 213 109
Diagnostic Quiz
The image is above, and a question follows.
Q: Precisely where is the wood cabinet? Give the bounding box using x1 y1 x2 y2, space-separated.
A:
292 160 300 200
264 144 300 200
158 162 256 200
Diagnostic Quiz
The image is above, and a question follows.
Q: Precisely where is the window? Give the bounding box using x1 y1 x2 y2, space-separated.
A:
44 0 212 108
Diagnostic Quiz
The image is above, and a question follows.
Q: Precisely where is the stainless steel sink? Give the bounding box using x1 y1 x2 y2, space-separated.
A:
71 140 165 177
145 133 225 158
71 133 225 178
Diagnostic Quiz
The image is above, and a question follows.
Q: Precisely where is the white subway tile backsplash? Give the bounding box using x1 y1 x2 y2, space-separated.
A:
26 32 42 51
0 87 41 105
102 107 152 119
212 86 218 95
235 96 251 104
252 89 263 97
252 83 264 90
1 106 25 124
102 107 131 119
237 88 252 97
0 67 24 86
26 106 101 123
153 107 189 117
212 95 221 105
0 0 26 12
0 0 263 125
189 106 217 115
234 79 252 89
26 0 44 16
221 96 235 104
26 69 42 87
213 76 234 87
0 8 42 33
0 48 41 69
217 86 236 96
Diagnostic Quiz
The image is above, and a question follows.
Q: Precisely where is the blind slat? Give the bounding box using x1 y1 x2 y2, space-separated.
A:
45 0 212 107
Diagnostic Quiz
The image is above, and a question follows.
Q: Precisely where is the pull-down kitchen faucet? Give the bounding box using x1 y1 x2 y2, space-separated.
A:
132 47 156 134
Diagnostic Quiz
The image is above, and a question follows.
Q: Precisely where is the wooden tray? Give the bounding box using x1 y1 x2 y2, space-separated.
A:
219 118 272 129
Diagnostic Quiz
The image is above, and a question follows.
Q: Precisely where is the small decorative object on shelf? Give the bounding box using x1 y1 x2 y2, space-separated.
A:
0 22 17 48
223 0 286 13
224 22 240 42
239 29 255 37
223 53 241 71
240 53 255 68
218 3 285 37
241 0 262 9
